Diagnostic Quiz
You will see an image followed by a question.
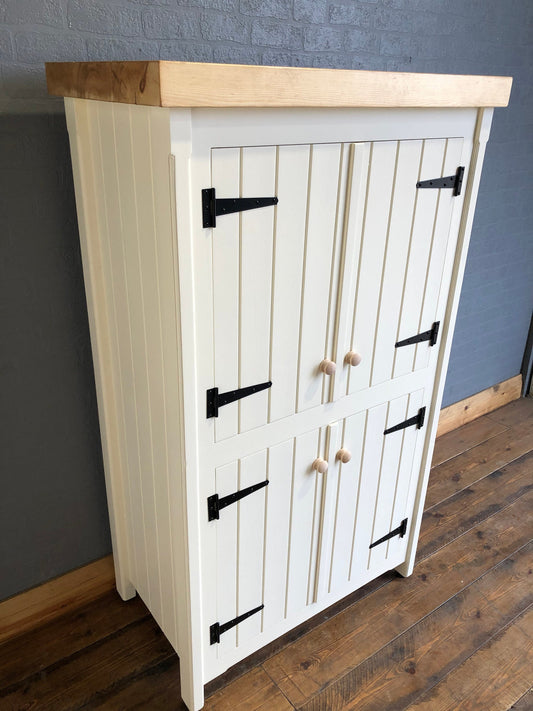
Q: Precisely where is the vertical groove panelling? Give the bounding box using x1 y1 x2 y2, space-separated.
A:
306 428 323 607
329 411 365 592
215 461 239 655
64 99 136 601
105 104 151 604
314 422 341 603
349 410 369 582
262 438 293 629
267 147 280 424
284 436 297 620
237 449 267 644
212 148 241 442
286 428 320 617
93 103 155 603
147 109 179 641
239 147 276 433
386 389 425 562
166 153 184 652
130 106 168 627
322 146 348 404
414 138 465 372
370 140 423 387
348 141 397 395
332 143 371 402
295 147 313 416
350 403 388 579
110 105 153 608
368 142 400 387
269 145 310 423
297 144 343 413
365 400 390 571
93 103 138 592
367 394 408 572
126 105 163 623
393 139 447 379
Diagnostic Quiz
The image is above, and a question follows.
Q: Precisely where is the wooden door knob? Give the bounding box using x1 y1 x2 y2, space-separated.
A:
319 359 336 375
336 448 352 463
345 351 362 367
312 458 328 474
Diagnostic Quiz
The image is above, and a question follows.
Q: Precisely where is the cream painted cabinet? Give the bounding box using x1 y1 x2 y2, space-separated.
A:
46 61 511 711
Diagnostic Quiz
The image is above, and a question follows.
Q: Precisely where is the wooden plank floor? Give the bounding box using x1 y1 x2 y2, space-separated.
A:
1 398 532 711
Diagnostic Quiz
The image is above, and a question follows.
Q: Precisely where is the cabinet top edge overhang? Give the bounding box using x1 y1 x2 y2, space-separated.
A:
45 60 512 110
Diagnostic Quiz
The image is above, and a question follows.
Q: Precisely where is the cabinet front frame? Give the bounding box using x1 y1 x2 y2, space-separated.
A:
168 106 492 687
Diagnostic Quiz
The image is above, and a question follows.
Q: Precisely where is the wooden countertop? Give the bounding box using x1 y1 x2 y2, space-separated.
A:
46 61 512 109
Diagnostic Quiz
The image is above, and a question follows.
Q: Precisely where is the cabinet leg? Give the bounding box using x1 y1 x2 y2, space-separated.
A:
395 559 414 578
116 578 136 601
111 555 136 601
179 666 204 711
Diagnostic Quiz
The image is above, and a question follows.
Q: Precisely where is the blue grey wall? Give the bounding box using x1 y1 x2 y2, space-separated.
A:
1 0 532 601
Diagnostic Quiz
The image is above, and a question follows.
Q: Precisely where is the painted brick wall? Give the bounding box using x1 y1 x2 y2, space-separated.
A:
1 0 532 599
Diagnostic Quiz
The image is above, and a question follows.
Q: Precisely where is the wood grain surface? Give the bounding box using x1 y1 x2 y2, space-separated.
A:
0 398 531 711
46 61 513 108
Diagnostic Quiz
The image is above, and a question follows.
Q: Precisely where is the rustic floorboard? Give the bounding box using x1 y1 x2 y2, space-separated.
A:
407 607 533 711
431 414 509 467
508 689 533 710
0 397 531 711
425 419 533 509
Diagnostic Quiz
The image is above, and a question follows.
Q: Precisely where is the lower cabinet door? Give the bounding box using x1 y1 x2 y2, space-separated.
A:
206 386 427 670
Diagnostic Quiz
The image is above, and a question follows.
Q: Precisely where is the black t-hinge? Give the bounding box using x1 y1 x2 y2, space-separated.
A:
370 518 408 549
208 480 269 521
396 321 440 349
207 381 272 418
210 604 264 644
384 407 426 435
202 187 278 228
416 166 465 196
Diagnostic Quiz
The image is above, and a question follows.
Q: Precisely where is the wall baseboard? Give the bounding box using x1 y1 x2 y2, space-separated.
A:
437 374 523 437
0 376 523 643
0 555 116 645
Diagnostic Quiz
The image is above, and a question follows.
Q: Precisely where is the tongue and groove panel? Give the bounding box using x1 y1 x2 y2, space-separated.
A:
210 388 425 659
211 138 464 441
211 143 346 441
339 137 465 396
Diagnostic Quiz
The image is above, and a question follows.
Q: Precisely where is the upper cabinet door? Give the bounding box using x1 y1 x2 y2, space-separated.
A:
332 137 465 400
210 135 465 441
211 143 350 441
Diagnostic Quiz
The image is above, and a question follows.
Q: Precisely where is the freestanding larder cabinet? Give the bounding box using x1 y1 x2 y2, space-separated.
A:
46 61 511 711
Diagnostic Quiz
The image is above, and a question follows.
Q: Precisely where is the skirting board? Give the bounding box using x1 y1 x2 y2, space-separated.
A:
437 374 522 437
0 555 115 645
0 375 522 644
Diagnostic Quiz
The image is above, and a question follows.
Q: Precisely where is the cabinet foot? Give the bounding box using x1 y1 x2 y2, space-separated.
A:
116 579 136 601
395 560 414 578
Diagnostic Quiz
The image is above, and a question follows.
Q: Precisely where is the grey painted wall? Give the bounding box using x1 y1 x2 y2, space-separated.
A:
1 0 532 601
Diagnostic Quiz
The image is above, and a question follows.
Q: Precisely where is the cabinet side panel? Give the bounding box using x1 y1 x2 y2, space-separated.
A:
147 107 184 649
115 103 180 646
64 98 135 601
72 100 181 649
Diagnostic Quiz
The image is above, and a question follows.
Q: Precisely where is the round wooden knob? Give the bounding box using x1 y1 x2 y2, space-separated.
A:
345 351 362 367
336 448 352 464
312 458 328 474
319 359 336 375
